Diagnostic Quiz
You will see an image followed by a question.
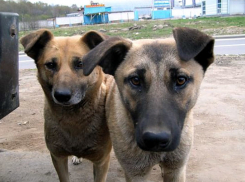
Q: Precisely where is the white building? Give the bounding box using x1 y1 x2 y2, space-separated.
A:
167 0 202 19
202 0 245 16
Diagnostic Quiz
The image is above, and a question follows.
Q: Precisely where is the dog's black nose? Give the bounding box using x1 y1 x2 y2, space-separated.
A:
54 89 72 103
142 131 171 149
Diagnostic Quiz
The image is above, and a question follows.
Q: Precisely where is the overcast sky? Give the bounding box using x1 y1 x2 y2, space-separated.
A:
27 0 197 11
28 0 153 8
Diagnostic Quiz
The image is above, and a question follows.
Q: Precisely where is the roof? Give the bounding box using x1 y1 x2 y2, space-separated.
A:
109 10 134 13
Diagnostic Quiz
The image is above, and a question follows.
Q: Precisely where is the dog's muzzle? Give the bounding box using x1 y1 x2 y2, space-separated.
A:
54 89 72 103
138 131 172 152
52 87 85 106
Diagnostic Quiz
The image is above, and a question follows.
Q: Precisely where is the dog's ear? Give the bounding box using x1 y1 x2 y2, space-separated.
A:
173 27 215 71
81 30 109 49
82 37 132 76
20 29 53 62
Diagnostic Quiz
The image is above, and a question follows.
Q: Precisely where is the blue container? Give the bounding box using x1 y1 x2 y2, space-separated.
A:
84 14 109 25
134 11 139 21
152 10 170 19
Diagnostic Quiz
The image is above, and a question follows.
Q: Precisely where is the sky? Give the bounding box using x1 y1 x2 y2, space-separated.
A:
28 0 153 9
27 0 198 11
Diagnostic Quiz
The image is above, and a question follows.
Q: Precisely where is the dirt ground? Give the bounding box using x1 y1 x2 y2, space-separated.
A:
0 55 245 182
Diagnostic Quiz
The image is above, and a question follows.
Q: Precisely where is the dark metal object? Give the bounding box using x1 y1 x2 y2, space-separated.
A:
0 12 19 120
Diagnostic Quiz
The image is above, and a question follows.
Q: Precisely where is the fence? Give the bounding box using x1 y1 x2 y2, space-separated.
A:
19 16 84 31
19 20 54 31
108 12 134 22
56 16 84 27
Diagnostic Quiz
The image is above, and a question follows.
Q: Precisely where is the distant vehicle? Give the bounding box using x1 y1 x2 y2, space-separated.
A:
139 14 152 20
143 14 152 19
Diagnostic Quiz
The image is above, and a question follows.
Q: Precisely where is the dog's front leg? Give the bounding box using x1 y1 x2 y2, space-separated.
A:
51 153 69 182
161 165 186 182
93 153 110 182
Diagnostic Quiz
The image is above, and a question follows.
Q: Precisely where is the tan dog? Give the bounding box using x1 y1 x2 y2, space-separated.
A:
82 27 215 182
20 30 112 182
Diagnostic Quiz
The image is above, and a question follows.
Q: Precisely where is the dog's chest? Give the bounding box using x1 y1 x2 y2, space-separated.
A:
45 103 108 158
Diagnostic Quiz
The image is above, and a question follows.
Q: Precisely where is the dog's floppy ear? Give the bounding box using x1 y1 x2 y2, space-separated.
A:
20 29 53 62
81 30 109 49
82 37 132 76
173 27 215 71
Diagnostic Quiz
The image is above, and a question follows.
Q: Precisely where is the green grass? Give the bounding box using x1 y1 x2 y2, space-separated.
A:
19 16 245 51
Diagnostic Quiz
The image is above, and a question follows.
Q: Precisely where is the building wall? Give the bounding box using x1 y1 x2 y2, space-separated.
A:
205 0 217 15
84 7 106 15
221 0 229 14
203 0 229 15
229 0 245 14
108 12 134 22
84 6 111 15
172 7 202 18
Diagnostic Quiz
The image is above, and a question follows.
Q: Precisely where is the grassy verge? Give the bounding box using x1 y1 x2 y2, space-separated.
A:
19 16 245 51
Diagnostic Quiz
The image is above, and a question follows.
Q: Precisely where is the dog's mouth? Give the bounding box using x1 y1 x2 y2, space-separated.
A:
137 137 179 152
55 102 74 107
138 143 171 152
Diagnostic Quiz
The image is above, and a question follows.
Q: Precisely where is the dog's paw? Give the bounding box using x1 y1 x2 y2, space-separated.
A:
72 156 82 165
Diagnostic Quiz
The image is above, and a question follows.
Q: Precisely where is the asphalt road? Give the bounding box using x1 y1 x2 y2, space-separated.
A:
19 54 35 69
214 37 245 55
19 37 245 69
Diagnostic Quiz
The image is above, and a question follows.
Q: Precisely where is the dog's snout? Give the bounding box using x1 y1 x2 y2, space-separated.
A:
142 131 171 150
54 89 72 103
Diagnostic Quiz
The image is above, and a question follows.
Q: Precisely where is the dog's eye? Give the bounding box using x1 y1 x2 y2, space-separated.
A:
130 76 141 87
75 61 83 69
176 76 187 87
45 62 57 70
73 57 83 69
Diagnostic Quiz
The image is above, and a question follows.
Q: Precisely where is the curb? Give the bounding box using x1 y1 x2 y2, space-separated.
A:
214 34 245 39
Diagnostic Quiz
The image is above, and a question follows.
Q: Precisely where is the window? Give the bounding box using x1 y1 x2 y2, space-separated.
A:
217 0 221 14
202 1 206 15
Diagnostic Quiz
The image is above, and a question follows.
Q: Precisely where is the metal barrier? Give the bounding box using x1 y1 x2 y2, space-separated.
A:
0 12 19 119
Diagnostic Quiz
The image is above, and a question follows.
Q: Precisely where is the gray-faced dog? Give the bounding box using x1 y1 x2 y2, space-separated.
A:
20 30 112 182
82 27 214 182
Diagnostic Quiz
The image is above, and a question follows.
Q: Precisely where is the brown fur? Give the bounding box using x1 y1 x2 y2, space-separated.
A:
82 27 215 182
20 29 112 182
